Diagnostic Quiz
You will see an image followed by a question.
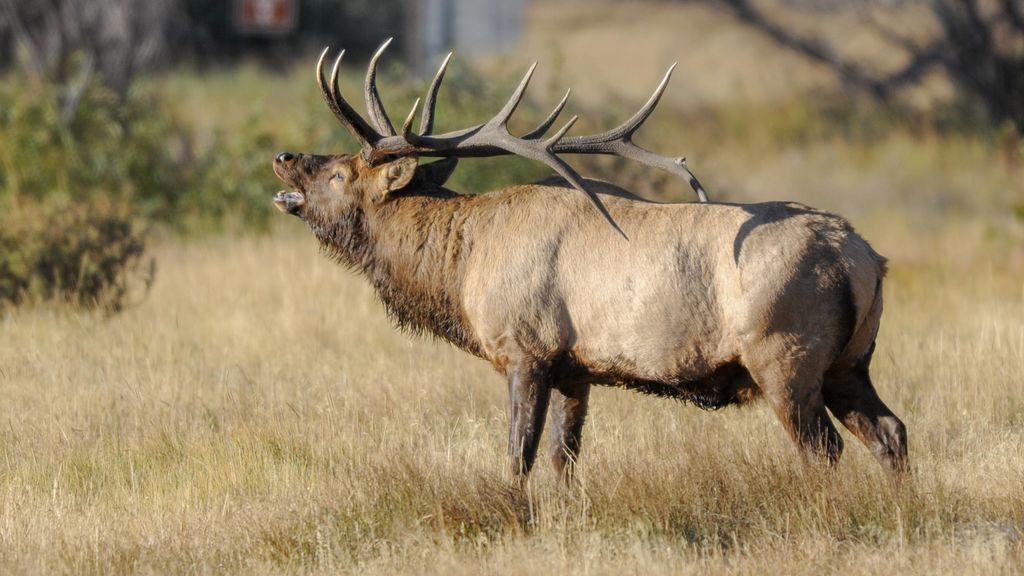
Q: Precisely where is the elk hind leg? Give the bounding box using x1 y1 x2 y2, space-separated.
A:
749 360 843 465
823 363 907 473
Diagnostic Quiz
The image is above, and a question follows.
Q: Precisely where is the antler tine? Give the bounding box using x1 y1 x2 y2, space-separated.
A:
562 63 676 147
317 47 340 116
490 116 625 238
613 61 675 140
318 47 380 150
420 51 453 135
490 62 538 128
541 116 624 235
523 88 571 140
365 38 398 137
381 63 541 155
678 158 710 203
455 65 626 233
402 98 421 138
543 155 625 238
552 63 710 202
544 114 578 146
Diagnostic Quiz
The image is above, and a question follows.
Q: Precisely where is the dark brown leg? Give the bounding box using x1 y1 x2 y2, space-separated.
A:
744 346 843 466
824 365 908 473
764 383 844 465
548 381 590 481
507 361 552 479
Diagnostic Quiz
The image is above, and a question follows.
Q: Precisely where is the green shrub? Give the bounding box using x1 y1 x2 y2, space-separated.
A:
0 196 154 311
0 77 283 230
0 74 286 310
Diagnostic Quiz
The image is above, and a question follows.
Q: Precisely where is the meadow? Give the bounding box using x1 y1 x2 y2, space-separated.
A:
0 209 1022 574
1 0 1023 573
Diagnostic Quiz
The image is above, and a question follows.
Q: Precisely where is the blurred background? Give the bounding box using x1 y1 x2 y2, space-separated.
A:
0 0 1022 310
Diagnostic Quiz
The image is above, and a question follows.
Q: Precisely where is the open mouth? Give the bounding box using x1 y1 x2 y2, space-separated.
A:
273 190 305 215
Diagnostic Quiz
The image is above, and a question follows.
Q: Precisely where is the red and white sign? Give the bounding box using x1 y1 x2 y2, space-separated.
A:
234 0 297 36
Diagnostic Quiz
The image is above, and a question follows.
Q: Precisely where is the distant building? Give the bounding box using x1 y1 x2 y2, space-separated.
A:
404 0 526 76
233 0 298 36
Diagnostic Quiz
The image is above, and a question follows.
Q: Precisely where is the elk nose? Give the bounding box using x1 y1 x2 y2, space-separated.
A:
276 151 295 163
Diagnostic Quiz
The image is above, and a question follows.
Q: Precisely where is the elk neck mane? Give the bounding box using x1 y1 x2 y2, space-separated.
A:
307 188 483 356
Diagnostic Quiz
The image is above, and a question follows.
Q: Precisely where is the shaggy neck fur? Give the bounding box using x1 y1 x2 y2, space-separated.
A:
307 189 482 355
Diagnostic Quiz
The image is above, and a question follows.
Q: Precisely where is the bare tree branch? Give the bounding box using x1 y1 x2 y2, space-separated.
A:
961 0 992 48
702 0 1024 132
705 0 916 99
1001 0 1024 34
877 44 946 88
859 5 926 54
1 0 177 123
0 0 47 81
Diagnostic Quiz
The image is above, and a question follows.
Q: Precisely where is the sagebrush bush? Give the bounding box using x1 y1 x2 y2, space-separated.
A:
0 196 154 311
0 82 166 310
0 75 286 310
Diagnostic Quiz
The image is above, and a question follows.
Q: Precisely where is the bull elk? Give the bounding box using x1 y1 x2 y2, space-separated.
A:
272 40 907 480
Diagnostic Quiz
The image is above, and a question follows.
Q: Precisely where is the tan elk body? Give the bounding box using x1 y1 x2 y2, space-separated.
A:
273 41 907 479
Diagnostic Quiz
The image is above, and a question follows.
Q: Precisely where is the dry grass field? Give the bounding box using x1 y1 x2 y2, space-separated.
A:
2 0 1024 573
0 219 1022 574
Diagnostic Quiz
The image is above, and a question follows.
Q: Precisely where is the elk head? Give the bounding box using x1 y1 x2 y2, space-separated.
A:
272 38 710 236
273 151 457 218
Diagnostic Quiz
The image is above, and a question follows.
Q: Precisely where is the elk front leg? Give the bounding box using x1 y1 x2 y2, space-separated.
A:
507 362 552 479
548 381 590 481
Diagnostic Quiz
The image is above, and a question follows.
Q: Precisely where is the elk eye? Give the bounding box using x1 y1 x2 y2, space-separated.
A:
331 172 348 183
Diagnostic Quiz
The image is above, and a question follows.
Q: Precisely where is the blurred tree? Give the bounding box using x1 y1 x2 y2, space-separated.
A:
0 0 405 79
0 9 11 66
700 0 1024 133
0 0 180 124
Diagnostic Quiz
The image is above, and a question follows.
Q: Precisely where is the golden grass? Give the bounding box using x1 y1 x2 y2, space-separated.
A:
3 2 1023 572
0 212 1021 573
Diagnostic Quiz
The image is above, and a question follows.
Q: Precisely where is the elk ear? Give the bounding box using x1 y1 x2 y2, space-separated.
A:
413 157 459 188
375 156 418 199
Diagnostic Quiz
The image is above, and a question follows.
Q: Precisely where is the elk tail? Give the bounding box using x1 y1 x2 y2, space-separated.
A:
838 245 887 367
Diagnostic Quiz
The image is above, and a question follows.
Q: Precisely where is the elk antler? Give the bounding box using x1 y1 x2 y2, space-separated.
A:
554 65 710 204
316 47 383 149
315 41 711 236
364 38 397 137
